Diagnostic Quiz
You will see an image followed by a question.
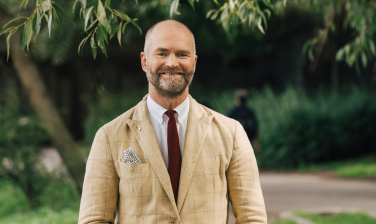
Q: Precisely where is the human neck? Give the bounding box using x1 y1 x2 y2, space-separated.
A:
148 84 189 110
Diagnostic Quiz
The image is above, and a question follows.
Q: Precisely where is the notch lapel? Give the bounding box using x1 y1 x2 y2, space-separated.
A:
177 96 213 212
126 95 179 217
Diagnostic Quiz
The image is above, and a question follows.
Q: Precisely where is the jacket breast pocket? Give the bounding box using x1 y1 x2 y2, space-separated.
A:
118 161 153 216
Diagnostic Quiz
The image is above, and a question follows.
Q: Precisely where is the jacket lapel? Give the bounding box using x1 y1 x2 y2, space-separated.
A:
126 95 179 216
177 95 213 212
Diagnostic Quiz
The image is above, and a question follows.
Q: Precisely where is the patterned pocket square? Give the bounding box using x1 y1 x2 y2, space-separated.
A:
123 148 142 164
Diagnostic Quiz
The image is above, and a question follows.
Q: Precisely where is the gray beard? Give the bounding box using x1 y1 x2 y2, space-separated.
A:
146 66 194 99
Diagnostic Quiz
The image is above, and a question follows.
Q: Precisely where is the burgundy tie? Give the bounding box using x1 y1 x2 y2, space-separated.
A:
165 109 182 203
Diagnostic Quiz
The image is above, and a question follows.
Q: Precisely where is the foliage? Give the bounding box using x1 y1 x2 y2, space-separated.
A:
0 179 29 217
295 211 376 224
84 86 376 169
0 177 79 220
336 162 376 180
83 88 148 143
0 94 52 207
273 0 376 72
0 206 79 224
2 0 376 70
273 219 296 224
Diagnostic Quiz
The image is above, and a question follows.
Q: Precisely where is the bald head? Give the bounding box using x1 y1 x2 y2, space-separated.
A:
143 20 196 57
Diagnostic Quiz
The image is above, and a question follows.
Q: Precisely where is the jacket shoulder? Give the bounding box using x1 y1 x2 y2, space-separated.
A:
197 103 240 131
100 103 139 132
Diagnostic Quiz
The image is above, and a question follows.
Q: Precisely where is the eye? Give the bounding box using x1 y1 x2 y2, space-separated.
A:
157 53 167 56
178 54 188 57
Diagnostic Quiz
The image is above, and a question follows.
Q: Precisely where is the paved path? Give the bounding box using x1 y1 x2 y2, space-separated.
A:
228 172 376 224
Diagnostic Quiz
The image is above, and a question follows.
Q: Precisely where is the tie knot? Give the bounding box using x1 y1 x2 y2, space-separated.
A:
165 109 175 119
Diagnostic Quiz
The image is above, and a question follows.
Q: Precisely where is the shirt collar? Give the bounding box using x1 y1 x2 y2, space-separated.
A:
147 94 190 124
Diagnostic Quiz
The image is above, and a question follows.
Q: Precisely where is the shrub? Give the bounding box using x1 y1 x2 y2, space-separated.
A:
84 86 376 170
0 95 51 208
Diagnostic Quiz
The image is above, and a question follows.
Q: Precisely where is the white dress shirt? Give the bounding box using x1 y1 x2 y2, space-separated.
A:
146 95 190 168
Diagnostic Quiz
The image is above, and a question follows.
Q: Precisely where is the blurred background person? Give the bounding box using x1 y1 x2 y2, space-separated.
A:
227 89 260 152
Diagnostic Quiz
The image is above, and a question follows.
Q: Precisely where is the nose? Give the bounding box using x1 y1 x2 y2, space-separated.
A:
165 54 179 68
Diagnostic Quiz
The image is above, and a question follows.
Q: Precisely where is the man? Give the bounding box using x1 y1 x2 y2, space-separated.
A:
79 20 267 224
227 89 260 152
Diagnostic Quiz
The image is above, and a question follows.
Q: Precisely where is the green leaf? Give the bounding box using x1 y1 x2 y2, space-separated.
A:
130 18 142 35
97 24 108 43
20 26 28 56
122 21 129 33
187 0 194 10
369 40 376 56
257 17 265 34
78 36 89 55
0 27 13 36
90 37 97 59
2 17 26 29
361 51 367 68
7 33 11 62
86 18 98 31
19 0 26 11
84 6 94 30
79 0 86 9
96 34 107 57
114 9 130 21
117 21 122 47
48 10 52 37
206 9 215 19
53 2 75 23
109 14 118 38
91 0 98 13
32 11 41 41
97 0 106 18
7 28 19 62
53 9 64 30
100 17 111 34
72 0 78 14
107 0 111 8
24 0 30 8
41 1 51 14
170 0 180 18
26 19 33 51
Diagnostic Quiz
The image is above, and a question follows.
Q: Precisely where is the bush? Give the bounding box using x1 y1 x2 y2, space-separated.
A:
83 89 148 143
0 95 51 208
84 86 376 170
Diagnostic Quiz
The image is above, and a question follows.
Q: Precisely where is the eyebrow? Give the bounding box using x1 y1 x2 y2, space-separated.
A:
153 48 191 55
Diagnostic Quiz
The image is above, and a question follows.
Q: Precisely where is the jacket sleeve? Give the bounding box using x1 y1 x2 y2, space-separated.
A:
79 127 119 224
227 121 267 224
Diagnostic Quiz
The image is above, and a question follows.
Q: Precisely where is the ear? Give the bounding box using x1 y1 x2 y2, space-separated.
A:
193 55 198 73
141 52 147 72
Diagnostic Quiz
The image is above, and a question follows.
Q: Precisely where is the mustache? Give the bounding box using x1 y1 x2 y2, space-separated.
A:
157 66 186 76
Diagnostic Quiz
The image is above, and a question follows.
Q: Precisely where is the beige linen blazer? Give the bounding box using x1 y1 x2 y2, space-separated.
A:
79 95 267 224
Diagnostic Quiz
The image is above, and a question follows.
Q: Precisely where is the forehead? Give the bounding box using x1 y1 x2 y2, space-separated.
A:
149 24 194 52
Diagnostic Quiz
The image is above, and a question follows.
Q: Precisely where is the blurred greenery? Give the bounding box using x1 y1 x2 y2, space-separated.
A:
0 94 52 207
337 162 376 180
84 86 376 169
0 178 79 222
273 219 296 224
299 156 376 180
295 211 376 224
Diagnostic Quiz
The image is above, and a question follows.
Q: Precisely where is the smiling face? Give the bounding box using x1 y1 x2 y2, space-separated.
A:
141 21 198 99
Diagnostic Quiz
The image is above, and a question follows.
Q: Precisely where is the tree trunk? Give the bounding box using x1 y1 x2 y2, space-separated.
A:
9 38 85 193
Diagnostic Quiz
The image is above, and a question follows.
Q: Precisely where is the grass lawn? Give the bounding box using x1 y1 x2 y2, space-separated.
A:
295 212 376 224
0 179 80 224
274 212 376 224
299 155 376 180
0 207 79 224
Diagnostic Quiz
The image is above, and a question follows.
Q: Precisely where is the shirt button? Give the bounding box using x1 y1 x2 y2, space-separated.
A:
178 118 181 122
159 119 162 122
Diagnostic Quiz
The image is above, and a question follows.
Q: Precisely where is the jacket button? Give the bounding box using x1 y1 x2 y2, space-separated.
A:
173 219 179 224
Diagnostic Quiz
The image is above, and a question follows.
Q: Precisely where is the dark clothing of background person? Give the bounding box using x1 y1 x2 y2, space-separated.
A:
228 104 258 141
